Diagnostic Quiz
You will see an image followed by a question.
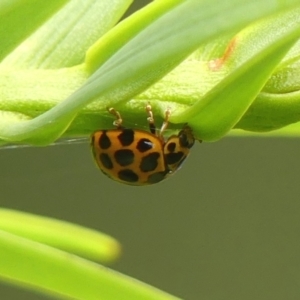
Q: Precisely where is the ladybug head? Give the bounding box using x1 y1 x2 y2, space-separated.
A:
163 125 195 172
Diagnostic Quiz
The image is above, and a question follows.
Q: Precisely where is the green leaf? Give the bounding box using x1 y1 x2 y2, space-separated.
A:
0 208 120 263
1 0 300 145
0 230 180 300
229 122 300 137
235 36 300 132
0 0 69 62
1 0 133 69
171 8 300 140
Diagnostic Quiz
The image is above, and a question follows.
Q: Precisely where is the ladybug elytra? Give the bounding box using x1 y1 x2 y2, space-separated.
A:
91 104 195 186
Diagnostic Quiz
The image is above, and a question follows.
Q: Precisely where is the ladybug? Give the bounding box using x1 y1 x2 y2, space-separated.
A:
91 104 195 185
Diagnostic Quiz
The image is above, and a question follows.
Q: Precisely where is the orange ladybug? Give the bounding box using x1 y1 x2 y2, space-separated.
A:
91 104 195 185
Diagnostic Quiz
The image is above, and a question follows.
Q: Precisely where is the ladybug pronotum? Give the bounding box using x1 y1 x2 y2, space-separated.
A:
91 104 195 186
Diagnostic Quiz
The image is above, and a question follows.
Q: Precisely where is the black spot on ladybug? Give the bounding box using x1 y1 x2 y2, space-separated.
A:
179 131 194 148
118 129 134 146
167 142 176 153
118 169 139 182
165 152 184 165
99 153 113 169
114 149 134 166
147 171 169 184
136 138 153 153
140 152 160 172
99 131 111 149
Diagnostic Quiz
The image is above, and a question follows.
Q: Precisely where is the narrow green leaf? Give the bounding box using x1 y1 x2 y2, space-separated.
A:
171 8 300 140
235 91 300 132
0 0 69 61
0 230 181 300
85 0 185 74
0 208 120 263
234 36 300 132
1 0 133 69
230 122 300 137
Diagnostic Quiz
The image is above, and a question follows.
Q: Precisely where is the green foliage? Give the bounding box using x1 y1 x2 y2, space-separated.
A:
172 8 300 140
0 208 121 263
1 0 300 299
1 0 300 145
0 0 69 61
0 209 179 300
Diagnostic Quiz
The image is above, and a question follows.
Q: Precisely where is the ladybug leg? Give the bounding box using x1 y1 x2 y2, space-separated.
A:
146 102 156 135
159 107 171 137
107 107 123 128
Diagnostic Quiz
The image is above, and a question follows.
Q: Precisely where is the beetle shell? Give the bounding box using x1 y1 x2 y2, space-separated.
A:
91 126 194 186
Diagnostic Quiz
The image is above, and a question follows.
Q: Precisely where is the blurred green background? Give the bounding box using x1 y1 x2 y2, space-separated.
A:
1 134 300 300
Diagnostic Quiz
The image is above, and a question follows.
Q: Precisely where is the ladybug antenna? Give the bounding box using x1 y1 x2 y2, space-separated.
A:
107 107 123 128
159 107 171 137
146 102 156 134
